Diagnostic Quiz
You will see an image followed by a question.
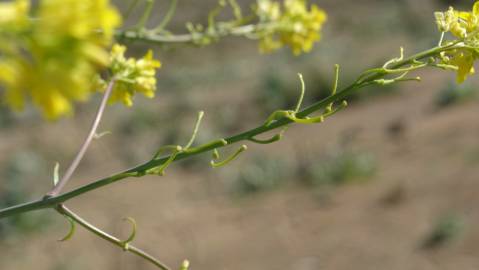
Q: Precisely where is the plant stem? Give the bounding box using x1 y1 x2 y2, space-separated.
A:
0 43 461 220
117 24 258 44
57 205 171 270
125 0 141 20
153 0 178 32
45 80 115 198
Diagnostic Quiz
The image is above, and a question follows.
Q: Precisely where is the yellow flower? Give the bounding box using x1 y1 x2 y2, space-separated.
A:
257 0 281 21
448 49 475 83
434 2 479 84
435 2 479 39
0 0 29 28
0 0 121 119
38 0 120 45
435 7 457 33
258 0 327 55
281 1 327 55
99 44 161 107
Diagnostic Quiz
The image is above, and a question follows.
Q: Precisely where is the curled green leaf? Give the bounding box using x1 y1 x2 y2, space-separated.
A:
184 110 205 149
153 145 182 160
148 146 182 176
227 0 242 20
326 64 340 112
120 217 137 251
294 73 305 113
248 131 283 144
383 46 404 69
58 215 76 242
287 114 324 124
52 162 60 187
212 148 220 160
93 131 112 139
180 260 190 270
210 145 247 168
264 110 293 127
323 100 348 118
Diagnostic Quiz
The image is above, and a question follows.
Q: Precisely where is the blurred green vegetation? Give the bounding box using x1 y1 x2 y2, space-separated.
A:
435 81 478 109
0 106 15 130
422 213 465 249
231 156 292 196
0 152 51 243
302 149 376 188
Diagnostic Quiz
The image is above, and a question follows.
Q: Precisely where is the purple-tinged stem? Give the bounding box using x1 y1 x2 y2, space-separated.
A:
45 80 115 197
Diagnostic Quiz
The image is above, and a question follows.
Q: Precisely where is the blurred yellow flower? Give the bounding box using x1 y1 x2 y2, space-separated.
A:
258 0 327 55
447 49 475 83
257 0 281 21
0 0 121 119
97 44 161 107
0 0 29 28
435 2 479 39
435 2 479 83
38 0 120 47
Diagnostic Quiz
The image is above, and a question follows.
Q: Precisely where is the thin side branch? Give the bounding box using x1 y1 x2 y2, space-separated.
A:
57 205 171 270
116 24 259 44
45 80 116 198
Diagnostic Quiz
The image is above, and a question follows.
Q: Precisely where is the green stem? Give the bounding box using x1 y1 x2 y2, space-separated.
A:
117 24 261 44
0 42 462 220
57 205 171 270
153 0 178 32
125 0 141 20
135 0 155 29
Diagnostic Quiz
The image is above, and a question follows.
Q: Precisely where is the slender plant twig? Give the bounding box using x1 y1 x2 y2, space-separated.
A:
56 204 171 270
134 0 155 29
153 0 178 32
0 42 463 219
117 24 262 44
125 0 141 20
45 80 116 198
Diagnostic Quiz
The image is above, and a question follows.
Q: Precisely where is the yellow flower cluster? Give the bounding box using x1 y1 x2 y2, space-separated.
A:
257 0 327 55
0 0 29 29
97 44 161 107
435 2 479 83
0 0 121 119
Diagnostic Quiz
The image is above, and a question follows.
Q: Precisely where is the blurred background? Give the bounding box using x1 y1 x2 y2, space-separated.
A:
1 0 479 269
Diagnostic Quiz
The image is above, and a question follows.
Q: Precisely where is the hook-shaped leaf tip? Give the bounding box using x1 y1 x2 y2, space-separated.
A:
227 0 242 20
323 100 348 118
148 146 182 176
326 64 341 112
383 46 405 69
248 132 283 144
287 113 324 124
153 145 183 160
58 215 76 242
212 148 220 160
219 139 228 146
180 260 190 270
94 131 111 139
332 64 340 96
184 110 205 149
294 73 305 113
264 110 292 127
52 162 60 187
210 145 247 168
120 217 137 251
